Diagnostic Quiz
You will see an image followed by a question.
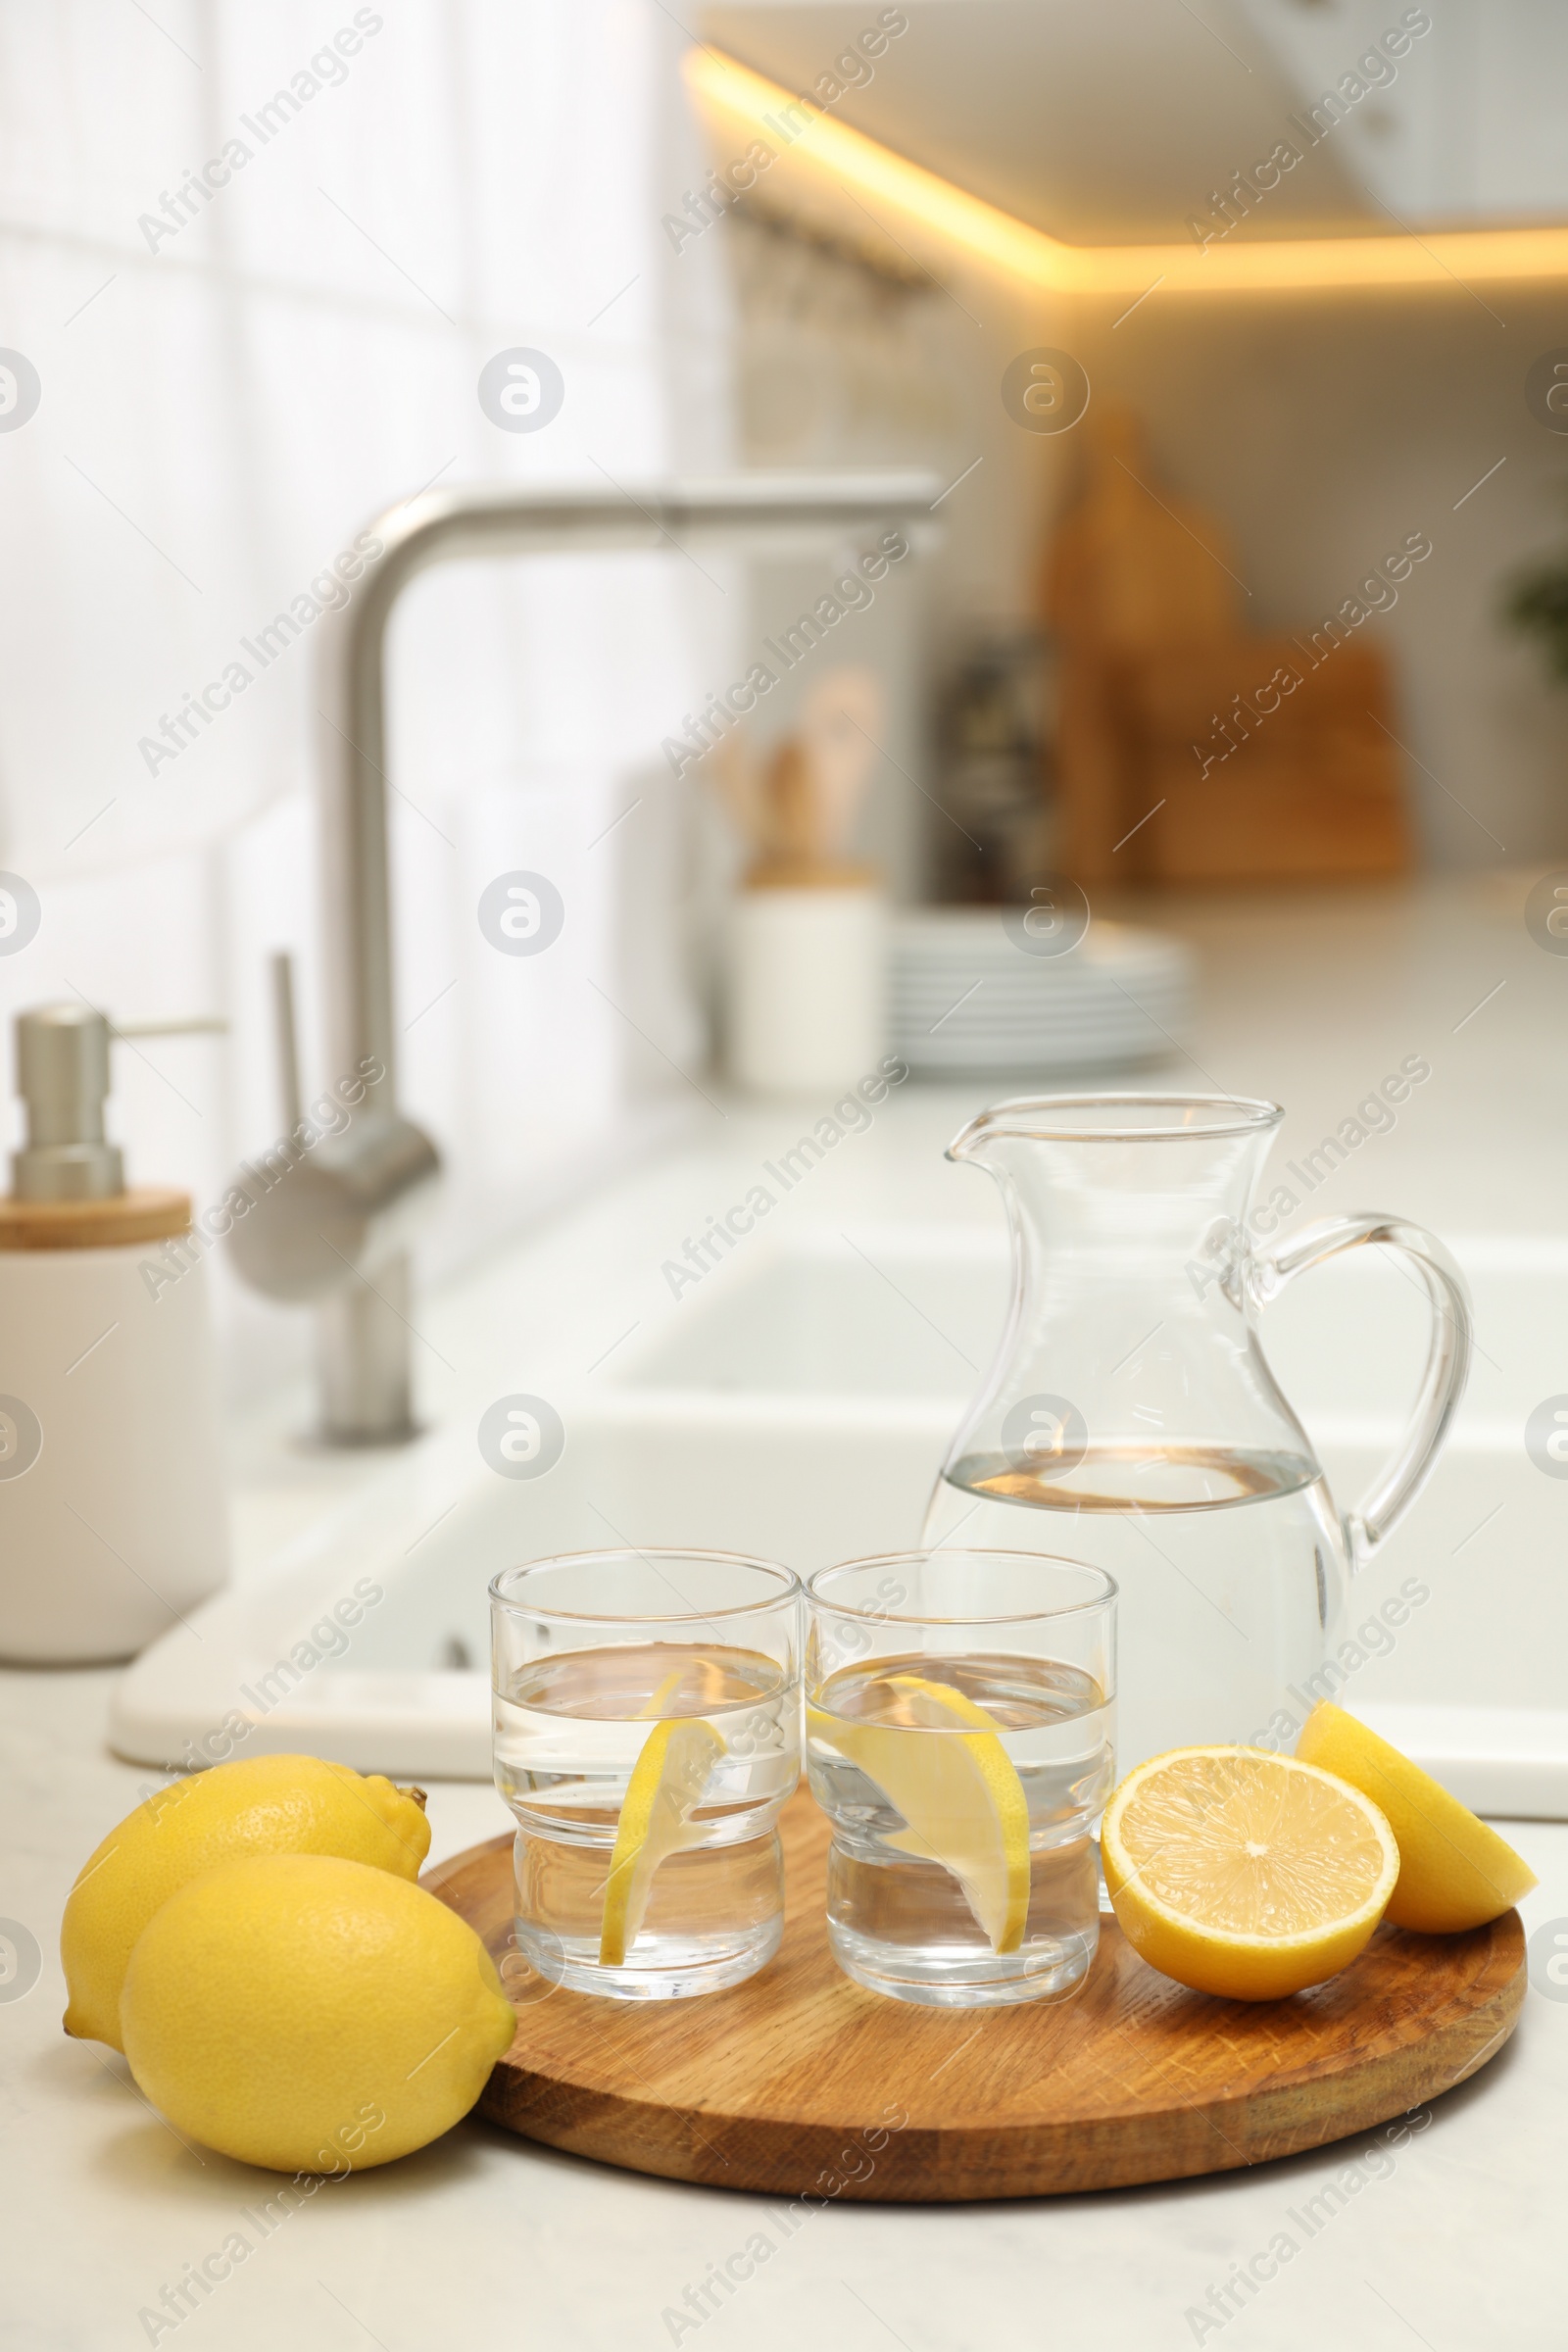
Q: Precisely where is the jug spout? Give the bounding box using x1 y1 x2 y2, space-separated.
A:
945 1108 998 1166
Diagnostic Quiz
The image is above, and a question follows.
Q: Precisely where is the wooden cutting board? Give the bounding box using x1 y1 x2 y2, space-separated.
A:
424 1790 1525 2202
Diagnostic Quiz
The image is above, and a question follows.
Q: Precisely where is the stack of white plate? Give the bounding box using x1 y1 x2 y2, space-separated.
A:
890 910 1194 1078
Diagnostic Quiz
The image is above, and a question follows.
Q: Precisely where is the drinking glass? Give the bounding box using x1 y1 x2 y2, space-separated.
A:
492 1549 800 2000
806 1549 1115 2007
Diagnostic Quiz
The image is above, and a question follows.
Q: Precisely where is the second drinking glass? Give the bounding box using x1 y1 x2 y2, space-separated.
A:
806 1549 1116 2006
492 1549 801 1999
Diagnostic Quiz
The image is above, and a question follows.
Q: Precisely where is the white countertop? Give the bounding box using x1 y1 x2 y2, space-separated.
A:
7 876 1568 2349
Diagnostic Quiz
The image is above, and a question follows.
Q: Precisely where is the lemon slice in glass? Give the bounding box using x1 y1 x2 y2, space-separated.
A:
808 1673 1031 1953
598 1716 724 1967
1102 1745 1399 2000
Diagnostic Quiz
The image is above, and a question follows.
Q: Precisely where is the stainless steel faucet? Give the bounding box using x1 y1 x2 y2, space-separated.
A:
228 472 940 1446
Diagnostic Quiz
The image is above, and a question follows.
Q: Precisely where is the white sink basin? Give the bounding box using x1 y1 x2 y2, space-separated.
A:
112 1224 1568 1811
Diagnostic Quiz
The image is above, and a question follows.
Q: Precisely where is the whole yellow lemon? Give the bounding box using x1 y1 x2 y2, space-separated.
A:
120 1853 516 2172
62 1752 430 2049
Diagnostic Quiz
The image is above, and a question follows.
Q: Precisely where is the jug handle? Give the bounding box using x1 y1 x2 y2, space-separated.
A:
1250 1212 1472 1568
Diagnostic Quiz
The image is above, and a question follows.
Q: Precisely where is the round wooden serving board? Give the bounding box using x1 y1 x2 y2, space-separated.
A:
425 1790 1525 2201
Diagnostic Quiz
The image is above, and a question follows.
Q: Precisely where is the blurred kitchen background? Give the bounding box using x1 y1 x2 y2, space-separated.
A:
3 0 1568 1402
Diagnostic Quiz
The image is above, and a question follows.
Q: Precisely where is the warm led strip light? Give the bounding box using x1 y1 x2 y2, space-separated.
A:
686 46 1568 295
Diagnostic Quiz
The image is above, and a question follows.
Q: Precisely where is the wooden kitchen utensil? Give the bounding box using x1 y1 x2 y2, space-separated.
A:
1045 408 1410 887
703 666 883 888
425 1788 1524 2201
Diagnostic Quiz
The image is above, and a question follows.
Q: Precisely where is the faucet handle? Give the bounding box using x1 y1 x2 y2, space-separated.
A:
270 951 304 1133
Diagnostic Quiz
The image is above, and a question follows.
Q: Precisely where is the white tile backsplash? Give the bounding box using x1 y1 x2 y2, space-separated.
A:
0 0 738 1403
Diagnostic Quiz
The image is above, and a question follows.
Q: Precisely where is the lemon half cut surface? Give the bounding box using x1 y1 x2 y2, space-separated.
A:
808 1673 1031 1954
598 1717 725 1967
1102 1745 1398 2000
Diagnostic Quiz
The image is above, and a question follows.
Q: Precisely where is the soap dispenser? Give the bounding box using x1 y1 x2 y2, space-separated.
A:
0 1004 228 1662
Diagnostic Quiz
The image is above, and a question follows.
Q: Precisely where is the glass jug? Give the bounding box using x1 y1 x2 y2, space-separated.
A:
921 1095 1472 1772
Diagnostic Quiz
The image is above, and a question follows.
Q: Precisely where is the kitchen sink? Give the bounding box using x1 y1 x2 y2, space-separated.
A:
111 1223 1568 1810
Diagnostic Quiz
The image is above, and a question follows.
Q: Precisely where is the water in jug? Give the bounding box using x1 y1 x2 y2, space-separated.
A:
921 1095 1471 1771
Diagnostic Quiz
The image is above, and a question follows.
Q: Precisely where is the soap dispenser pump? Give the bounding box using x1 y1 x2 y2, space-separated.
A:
14 1002 122 1198
0 1004 228 1663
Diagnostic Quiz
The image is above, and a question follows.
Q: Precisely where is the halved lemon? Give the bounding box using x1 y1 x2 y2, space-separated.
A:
598 1716 724 1967
1296 1701 1537 1934
808 1674 1030 1953
1102 1745 1398 2000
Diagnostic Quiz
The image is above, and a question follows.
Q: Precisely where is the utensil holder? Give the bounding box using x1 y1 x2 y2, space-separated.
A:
726 880 886 1096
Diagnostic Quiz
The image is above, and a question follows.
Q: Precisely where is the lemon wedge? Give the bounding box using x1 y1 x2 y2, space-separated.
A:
808 1673 1031 1953
1102 1745 1398 2000
1296 1701 1537 1933
598 1716 724 1967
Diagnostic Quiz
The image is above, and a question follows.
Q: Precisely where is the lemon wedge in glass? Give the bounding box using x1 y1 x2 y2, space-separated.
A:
808 1673 1031 1954
1102 1745 1398 2000
598 1716 724 1967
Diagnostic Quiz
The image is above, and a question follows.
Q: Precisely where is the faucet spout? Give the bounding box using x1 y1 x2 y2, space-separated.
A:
232 474 942 1445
